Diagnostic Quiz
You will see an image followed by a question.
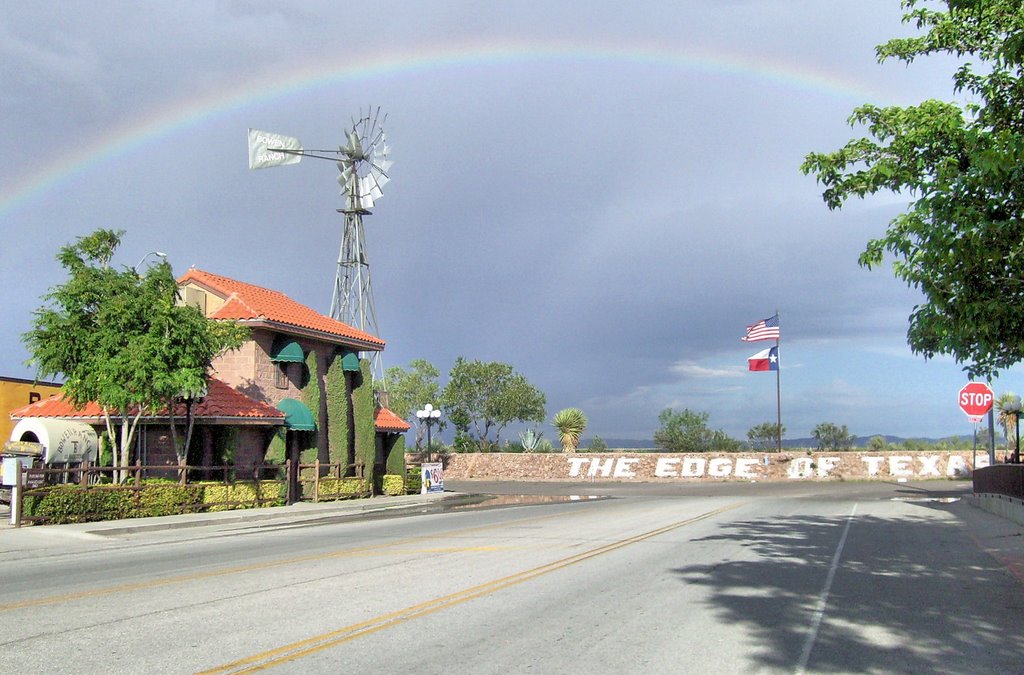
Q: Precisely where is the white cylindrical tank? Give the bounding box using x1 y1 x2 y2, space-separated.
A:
9 418 98 464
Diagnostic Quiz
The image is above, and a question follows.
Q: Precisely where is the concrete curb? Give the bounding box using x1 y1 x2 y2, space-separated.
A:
964 493 1024 527
3 491 460 537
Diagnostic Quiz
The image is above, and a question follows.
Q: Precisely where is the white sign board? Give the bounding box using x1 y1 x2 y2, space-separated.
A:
421 462 444 494
2 457 32 486
247 128 303 169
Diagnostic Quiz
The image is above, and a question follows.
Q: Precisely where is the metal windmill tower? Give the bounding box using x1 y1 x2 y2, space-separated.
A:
331 109 392 347
247 108 393 385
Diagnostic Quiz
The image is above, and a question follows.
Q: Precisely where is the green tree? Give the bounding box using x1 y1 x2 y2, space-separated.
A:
812 422 854 452
654 408 739 453
867 435 890 451
162 299 248 463
552 408 588 453
24 229 246 476
901 438 929 452
385 359 445 448
747 422 785 452
802 1 1024 377
441 358 546 451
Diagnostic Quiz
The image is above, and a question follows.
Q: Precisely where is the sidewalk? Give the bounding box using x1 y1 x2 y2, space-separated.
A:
0 491 458 541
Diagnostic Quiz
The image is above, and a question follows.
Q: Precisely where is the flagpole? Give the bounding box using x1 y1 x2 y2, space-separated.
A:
776 311 782 452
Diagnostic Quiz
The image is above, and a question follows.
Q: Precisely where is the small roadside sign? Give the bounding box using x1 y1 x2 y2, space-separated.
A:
421 462 444 494
24 469 45 489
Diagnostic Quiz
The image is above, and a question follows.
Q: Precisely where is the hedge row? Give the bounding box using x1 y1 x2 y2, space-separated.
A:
23 474 414 525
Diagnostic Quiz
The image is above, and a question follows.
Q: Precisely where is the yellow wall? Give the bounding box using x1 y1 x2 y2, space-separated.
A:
1 377 63 442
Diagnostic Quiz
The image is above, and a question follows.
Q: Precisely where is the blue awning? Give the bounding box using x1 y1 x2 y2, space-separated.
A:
277 398 316 431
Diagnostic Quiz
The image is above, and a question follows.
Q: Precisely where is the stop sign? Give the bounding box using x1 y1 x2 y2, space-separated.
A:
959 381 994 420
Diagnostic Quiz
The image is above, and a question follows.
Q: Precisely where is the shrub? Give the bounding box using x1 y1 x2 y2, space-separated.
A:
654 408 740 452
199 480 286 511
381 474 405 496
405 468 422 494
316 477 370 501
535 438 556 453
25 484 134 524
136 479 203 517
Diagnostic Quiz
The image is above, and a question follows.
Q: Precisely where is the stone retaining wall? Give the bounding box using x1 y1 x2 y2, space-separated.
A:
442 450 989 482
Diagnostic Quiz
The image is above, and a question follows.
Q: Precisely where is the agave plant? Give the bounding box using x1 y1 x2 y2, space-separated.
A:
518 428 543 452
552 408 588 453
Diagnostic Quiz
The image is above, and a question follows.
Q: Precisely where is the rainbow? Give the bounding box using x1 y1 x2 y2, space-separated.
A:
0 40 881 217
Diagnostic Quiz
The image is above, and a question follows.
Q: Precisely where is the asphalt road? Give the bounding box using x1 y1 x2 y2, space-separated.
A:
0 480 1022 673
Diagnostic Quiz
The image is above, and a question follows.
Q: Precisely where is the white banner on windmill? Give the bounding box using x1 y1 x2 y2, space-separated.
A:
247 129 303 169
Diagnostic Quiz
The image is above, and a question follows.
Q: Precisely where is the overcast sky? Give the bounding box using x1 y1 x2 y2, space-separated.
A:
0 1 1013 443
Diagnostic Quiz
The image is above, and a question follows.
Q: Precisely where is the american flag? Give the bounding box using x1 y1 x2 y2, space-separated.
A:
741 314 780 342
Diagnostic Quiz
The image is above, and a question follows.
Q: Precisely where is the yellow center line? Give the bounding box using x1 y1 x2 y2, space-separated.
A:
198 502 744 674
0 508 582 613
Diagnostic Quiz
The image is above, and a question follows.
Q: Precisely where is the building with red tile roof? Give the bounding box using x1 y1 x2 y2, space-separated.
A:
9 378 285 469
9 378 285 425
375 407 412 433
8 269 409 485
177 268 384 350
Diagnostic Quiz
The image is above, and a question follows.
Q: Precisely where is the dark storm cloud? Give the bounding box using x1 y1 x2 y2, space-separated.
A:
0 1 999 441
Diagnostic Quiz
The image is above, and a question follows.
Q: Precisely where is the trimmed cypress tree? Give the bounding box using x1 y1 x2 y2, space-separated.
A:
352 358 376 482
301 349 329 466
325 350 350 466
385 434 406 475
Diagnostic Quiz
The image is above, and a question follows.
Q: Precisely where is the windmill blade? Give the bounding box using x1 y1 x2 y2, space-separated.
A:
365 170 387 194
367 125 386 152
336 162 354 192
360 193 375 210
358 176 379 201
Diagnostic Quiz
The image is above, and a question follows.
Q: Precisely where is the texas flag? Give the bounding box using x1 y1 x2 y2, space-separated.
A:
748 346 779 371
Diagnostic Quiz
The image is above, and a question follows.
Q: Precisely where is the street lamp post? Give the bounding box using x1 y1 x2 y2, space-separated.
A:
134 251 167 273
415 403 441 463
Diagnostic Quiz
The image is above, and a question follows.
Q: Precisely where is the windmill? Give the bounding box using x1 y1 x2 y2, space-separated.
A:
247 108 393 386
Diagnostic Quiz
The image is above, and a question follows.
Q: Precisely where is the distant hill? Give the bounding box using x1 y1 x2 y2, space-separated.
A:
587 434 975 450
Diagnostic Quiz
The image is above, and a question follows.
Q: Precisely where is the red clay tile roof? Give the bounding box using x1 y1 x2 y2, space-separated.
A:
9 378 285 424
178 268 384 350
375 407 411 433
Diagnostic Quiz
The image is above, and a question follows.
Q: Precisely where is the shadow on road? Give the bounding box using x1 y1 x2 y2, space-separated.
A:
671 505 1024 673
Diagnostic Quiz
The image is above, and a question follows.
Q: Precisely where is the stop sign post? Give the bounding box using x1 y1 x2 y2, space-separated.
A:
959 381 994 423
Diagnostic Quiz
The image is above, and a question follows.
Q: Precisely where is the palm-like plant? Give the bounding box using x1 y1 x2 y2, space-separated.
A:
552 408 587 453
996 392 1020 454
